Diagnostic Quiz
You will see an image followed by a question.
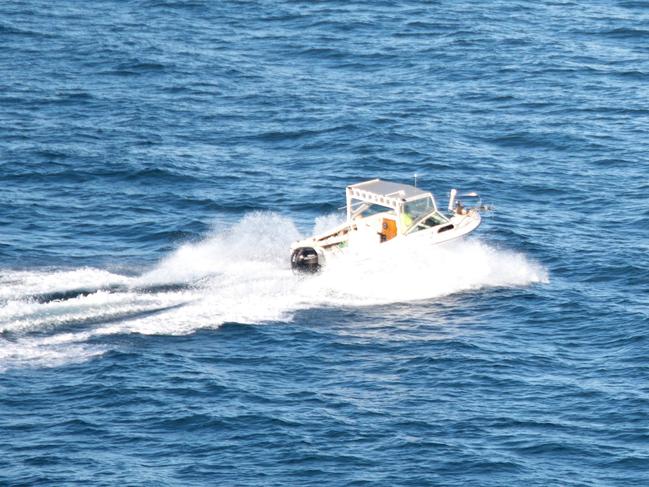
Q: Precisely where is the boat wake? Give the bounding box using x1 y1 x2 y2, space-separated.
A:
0 212 548 372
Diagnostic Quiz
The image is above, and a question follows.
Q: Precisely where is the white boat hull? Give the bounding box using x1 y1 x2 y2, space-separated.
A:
291 211 481 272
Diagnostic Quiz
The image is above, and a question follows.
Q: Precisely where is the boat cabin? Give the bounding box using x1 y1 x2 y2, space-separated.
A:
346 179 451 241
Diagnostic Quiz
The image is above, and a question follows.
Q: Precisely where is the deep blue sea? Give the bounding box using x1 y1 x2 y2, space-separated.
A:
1 1 648 485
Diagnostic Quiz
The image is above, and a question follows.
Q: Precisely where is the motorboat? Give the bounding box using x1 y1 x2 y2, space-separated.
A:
290 179 484 272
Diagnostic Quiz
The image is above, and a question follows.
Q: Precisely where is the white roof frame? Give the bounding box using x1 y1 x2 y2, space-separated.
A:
345 179 436 222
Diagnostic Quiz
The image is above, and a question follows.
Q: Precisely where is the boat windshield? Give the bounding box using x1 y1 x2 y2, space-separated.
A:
402 196 451 233
403 196 435 221
406 211 450 233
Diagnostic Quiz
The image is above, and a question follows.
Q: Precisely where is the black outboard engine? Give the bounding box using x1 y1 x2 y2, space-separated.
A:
290 247 320 273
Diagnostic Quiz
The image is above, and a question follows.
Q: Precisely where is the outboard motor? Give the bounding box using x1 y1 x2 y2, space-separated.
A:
290 247 320 273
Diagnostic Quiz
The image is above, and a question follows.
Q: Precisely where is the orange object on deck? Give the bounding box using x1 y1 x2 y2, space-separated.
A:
381 218 397 242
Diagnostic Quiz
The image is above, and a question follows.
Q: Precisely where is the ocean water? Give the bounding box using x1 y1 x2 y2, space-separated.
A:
1 0 648 485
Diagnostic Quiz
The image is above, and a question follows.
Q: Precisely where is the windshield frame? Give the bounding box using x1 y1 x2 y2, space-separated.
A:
404 210 450 234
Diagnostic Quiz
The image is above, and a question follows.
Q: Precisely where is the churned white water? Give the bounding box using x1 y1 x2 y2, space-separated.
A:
0 212 547 371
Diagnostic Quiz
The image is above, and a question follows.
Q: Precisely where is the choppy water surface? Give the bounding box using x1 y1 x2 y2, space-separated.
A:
1 1 648 485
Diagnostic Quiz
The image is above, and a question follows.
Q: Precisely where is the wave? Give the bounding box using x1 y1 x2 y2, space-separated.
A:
0 212 547 372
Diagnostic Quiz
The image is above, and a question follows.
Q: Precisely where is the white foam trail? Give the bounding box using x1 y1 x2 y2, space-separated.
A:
0 268 131 302
0 211 548 372
0 290 193 334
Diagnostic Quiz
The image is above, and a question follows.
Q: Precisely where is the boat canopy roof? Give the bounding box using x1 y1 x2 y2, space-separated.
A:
345 179 437 221
347 179 431 203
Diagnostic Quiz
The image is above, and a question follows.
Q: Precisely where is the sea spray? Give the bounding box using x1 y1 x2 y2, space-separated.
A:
0 212 547 371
